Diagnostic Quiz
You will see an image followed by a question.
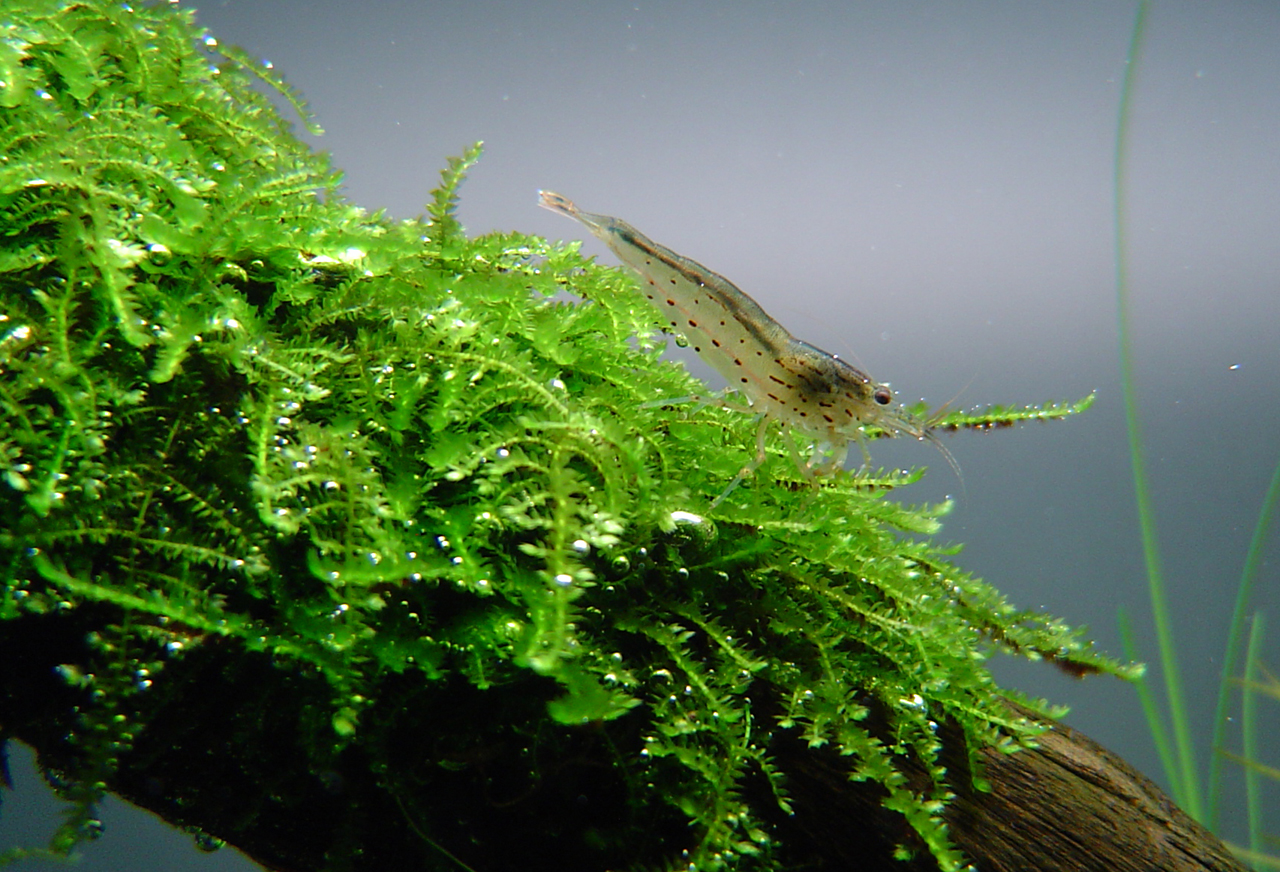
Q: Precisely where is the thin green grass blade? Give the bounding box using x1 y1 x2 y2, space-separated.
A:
1112 0 1203 821
1208 457 1280 828
1241 615 1266 867
1119 606 1183 803
1226 847 1280 872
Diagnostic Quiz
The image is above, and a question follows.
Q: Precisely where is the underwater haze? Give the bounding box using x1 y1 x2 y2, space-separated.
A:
4 1 1277 867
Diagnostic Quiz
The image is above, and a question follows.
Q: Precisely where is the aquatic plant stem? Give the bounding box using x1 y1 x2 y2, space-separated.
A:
1207 458 1280 830
1117 604 1176 777
1241 615 1265 865
1112 0 1202 820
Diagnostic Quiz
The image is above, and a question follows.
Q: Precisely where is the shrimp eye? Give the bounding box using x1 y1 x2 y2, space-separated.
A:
872 386 892 405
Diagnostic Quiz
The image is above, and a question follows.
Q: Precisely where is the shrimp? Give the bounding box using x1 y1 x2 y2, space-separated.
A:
538 190 957 505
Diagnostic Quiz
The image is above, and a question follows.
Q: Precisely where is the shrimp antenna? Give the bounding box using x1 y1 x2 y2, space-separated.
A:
921 426 965 500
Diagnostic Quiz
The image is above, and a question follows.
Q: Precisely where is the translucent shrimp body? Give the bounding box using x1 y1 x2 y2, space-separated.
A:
538 190 953 502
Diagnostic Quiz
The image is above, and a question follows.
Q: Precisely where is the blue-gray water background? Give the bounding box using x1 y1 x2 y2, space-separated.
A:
3 1 1277 867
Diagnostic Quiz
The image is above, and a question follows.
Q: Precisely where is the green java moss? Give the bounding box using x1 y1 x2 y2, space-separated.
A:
0 2 1131 869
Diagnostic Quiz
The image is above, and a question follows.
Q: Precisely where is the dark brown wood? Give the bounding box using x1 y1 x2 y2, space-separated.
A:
951 703 1243 872
0 610 1247 872
765 697 1245 872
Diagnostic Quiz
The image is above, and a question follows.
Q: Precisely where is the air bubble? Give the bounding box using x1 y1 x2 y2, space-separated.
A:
192 831 225 852
553 573 573 587
898 693 926 712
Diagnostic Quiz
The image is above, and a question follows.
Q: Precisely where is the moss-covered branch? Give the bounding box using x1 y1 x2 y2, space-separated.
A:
0 3 1157 870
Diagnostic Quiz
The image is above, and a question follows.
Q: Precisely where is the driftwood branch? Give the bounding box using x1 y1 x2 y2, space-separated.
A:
767 696 1243 872
0 609 1245 872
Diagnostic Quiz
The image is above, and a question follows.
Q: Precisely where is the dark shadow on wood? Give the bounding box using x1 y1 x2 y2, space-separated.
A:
0 610 1246 872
